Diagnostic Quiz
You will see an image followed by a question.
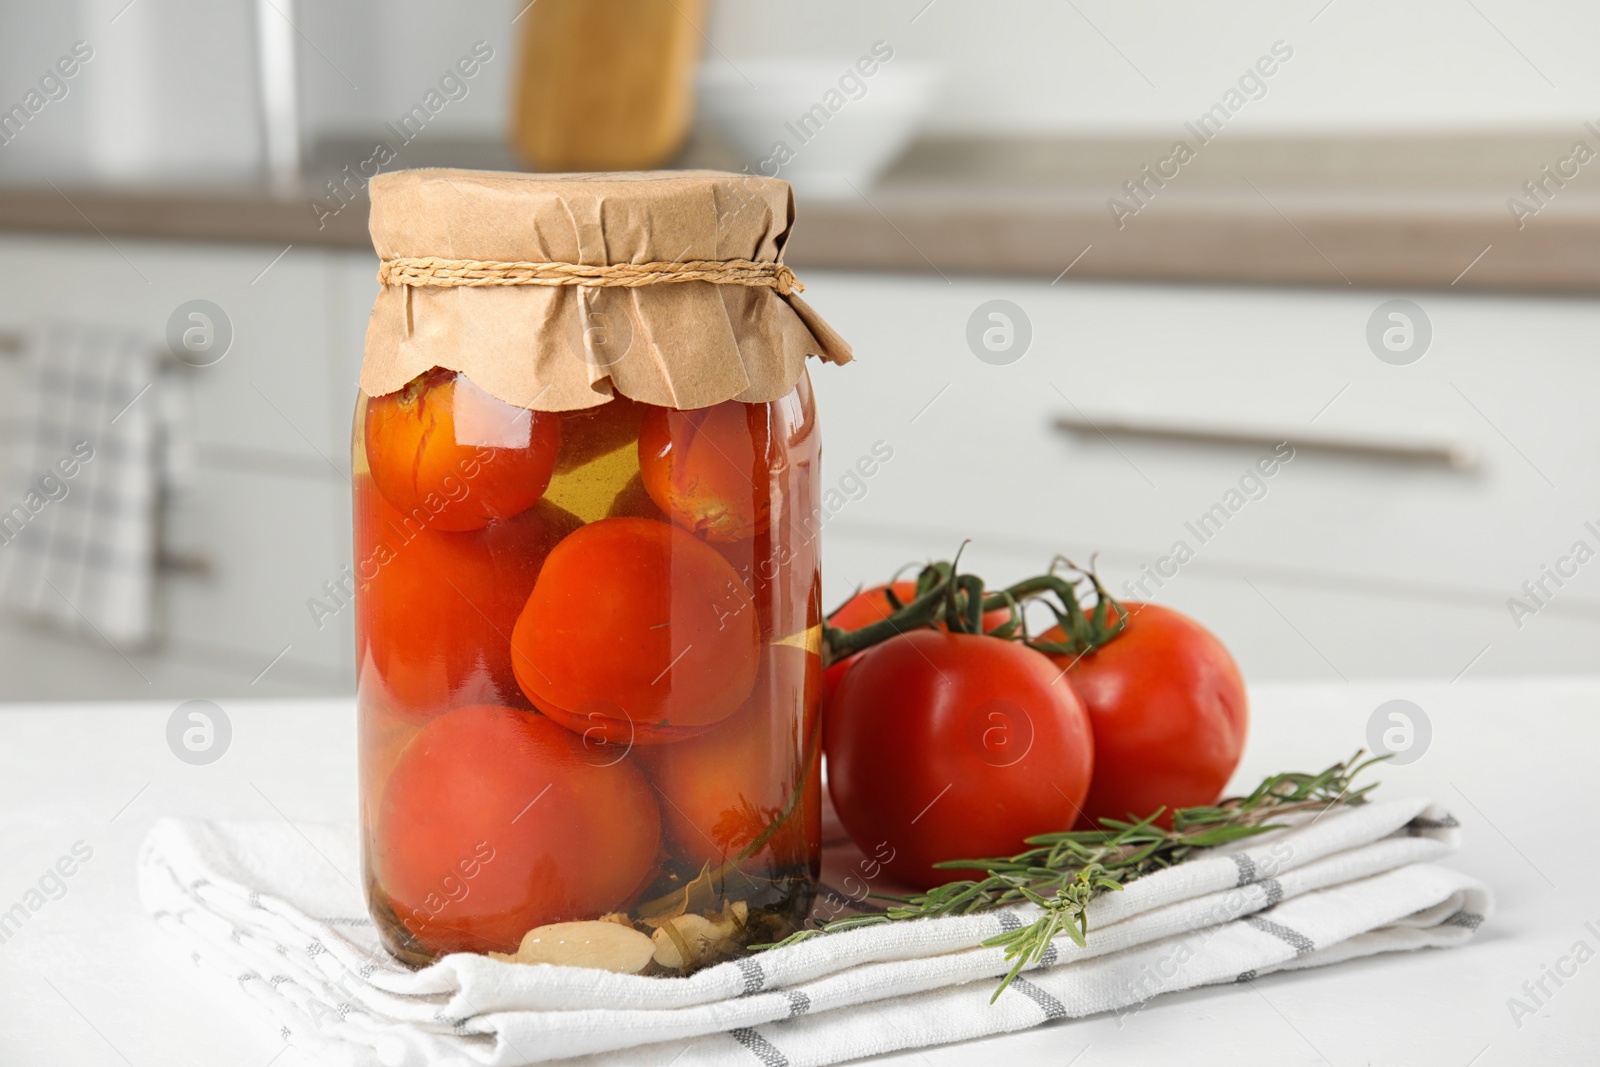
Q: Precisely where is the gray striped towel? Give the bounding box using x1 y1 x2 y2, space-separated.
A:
0 321 176 645
137 796 1490 1066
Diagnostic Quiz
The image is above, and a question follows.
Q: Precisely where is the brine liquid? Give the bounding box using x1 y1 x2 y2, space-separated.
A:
353 376 822 972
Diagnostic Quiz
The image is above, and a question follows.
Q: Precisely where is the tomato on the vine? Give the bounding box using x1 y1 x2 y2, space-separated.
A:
511 517 760 745
374 704 660 955
822 581 1012 708
638 399 777 542
1044 601 1247 828
824 630 1094 888
356 476 581 721
827 581 918 632
365 368 560 532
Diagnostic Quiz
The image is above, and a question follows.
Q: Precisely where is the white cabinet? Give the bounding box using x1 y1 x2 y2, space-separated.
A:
0 241 1593 696
800 271 1600 681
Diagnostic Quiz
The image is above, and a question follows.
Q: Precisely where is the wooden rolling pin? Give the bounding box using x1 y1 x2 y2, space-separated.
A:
510 0 707 171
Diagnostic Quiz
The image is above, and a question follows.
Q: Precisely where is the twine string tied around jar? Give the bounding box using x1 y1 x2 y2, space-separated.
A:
377 256 804 296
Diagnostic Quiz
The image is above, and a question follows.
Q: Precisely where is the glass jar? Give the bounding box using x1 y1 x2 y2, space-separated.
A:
353 368 822 971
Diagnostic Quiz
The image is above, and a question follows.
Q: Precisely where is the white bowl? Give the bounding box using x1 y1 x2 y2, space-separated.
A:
697 58 939 198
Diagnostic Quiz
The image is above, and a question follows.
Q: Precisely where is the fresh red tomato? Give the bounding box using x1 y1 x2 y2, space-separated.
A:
828 581 919 631
511 517 760 745
641 645 821 872
365 368 560 532
375 704 661 955
825 630 1094 888
822 581 1013 708
1044 602 1247 828
638 399 776 542
356 476 581 722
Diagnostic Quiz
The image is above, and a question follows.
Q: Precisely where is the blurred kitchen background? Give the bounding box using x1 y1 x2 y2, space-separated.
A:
2 0 1598 699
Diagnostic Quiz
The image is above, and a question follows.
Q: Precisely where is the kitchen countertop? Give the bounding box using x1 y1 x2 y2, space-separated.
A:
5 133 1600 293
0 677 1595 1066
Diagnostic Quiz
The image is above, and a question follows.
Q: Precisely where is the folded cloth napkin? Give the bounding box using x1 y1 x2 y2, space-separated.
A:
138 798 1490 1067
0 321 173 645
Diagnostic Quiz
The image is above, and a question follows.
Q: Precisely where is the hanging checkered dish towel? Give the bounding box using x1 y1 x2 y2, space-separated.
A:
0 321 166 646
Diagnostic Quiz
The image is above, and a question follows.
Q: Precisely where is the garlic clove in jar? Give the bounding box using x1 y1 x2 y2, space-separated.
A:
650 900 750 970
489 919 655 974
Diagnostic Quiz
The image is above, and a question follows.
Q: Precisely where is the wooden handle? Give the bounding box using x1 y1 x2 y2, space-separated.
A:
509 0 707 171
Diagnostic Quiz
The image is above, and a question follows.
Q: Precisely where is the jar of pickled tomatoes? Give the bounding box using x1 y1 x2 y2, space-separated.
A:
352 169 851 973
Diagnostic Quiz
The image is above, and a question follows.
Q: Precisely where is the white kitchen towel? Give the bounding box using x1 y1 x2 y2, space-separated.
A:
137 797 1490 1066
0 321 172 645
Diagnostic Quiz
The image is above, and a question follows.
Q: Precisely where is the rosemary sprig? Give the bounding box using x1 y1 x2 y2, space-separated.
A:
754 753 1385 1000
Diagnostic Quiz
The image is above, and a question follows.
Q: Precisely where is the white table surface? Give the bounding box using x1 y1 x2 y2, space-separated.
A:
1 678 1596 1066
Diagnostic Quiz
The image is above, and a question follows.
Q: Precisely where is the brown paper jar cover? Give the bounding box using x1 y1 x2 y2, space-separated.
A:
361 168 853 411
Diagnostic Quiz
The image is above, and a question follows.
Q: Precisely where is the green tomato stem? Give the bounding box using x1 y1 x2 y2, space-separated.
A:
821 556 1127 668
